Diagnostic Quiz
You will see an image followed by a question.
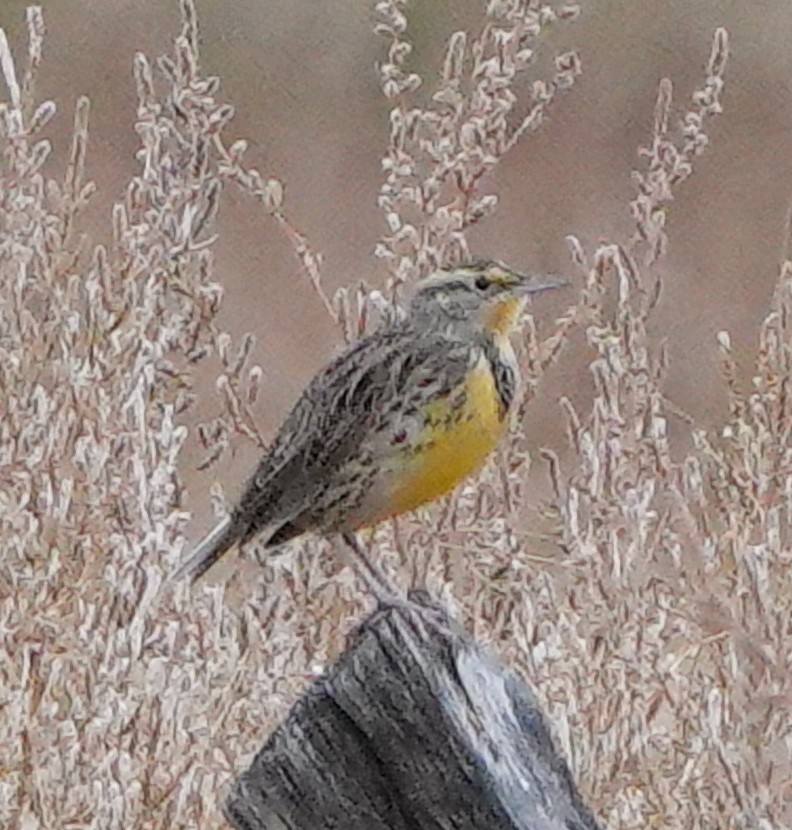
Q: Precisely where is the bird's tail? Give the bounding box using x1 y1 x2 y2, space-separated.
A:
172 516 242 586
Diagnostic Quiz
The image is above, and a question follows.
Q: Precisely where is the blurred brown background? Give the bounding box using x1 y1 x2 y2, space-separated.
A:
4 0 792 528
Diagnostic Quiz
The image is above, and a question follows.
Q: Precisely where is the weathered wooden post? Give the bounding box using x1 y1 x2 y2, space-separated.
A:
224 591 601 830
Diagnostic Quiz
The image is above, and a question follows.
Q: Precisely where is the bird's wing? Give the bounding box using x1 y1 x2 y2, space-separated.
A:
232 326 474 537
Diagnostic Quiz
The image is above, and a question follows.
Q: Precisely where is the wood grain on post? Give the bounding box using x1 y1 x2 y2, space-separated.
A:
224 592 601 830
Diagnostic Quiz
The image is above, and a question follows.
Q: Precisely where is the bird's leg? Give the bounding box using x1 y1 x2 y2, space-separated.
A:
340 533 459 633
339 532 403 604
338 534 457 630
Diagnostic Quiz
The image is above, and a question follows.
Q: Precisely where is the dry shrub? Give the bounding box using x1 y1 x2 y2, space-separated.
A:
0 2 788 829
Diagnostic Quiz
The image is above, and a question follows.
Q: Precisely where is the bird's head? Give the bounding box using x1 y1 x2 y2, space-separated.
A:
408 260 567 336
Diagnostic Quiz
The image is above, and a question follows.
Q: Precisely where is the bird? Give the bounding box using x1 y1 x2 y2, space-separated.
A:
174 260 566 593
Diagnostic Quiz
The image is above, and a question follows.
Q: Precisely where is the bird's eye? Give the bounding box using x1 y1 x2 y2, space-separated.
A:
474 275 489 291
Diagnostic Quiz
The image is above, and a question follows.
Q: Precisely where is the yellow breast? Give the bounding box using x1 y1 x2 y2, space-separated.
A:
386 353 508 516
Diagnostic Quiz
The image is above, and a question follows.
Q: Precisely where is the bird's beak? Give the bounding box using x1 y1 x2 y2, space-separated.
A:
514 272 569 295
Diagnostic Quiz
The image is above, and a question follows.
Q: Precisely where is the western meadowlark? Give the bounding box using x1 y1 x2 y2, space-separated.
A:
174 260 565 591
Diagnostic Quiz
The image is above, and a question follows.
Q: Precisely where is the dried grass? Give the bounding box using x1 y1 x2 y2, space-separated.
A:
1 1 789 828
